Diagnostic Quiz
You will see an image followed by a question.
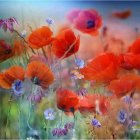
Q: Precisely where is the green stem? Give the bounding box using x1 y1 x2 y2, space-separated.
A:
44 120 49 139
16 102 21 139
14 29 36 54
60 111 63 127
5 96 12 139
42 47 48 63
27 99 33 130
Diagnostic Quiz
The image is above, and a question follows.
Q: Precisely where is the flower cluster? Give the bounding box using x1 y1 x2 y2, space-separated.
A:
52 122 74 137
0 6 140 140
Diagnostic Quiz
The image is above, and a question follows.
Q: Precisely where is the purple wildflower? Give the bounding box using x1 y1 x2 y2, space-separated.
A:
46 18 54 25
123 95 132 104
44 108 55 120
64 122 74 130
76 88 88 96
31 94 42 103
75 58 85 68
0 17 18 32
128 120 138 128
52 128 68 137
27 87 44 103
62 128 68 135
117 109 127 123
91 118 101 127
12 79 24 96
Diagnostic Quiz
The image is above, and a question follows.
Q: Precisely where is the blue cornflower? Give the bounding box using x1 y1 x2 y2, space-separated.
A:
76 88 87 96
44 108 55 120
91 118 101 127
123 95 132 104
12 79 24 96
129 120 138 128
117 109 127 123
46 18 54 25
75 58 85 68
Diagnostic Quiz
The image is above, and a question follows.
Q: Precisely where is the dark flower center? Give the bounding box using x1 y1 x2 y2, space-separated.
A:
31 77 40 85
86 20 95 29
120 112 125 120
4 49 12 54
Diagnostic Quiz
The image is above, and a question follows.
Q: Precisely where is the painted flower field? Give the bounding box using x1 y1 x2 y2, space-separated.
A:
0 0 140 139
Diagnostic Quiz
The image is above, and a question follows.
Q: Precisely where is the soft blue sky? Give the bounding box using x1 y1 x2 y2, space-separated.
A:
0 0 140 38
0 1 140 26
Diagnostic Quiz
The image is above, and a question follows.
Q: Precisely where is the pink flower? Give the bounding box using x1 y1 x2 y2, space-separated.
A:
0 17 18 32
67 9 102 36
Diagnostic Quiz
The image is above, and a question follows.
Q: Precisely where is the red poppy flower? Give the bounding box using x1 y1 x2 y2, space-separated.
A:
28 26 53 49
118 53 140 70
26 61 54 89
80 53 119 83
67 9 102 36
0 66 25 89
52 28 80 58
108 74 140 98
128 37 140 55
0 40 14 62
78 94 110 115
112 9 131 19
56 88 79 113
78 95 95 114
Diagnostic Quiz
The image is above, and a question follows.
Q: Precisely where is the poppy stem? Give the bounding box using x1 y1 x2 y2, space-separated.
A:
42 47 48 64
16 101 21 139
60 111 63 127
73 112 76 138
27 24 33 32
13 29 36 54
5 95 12 139
49 44 53 67
99 33 107 52
74 53 81 72
27 99 33 130
58 61 63 88
44 119 49 139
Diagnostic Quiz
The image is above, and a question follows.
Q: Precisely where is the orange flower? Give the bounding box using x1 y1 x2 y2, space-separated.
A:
0 40 14 62
78 94 110 115
108 74 140 98
128 37 140 55
80 53 119 83
28 26 53 49
56 88 79 113
13 40 25 56
26 61 54 89
52 28 80 58
0 66 25 89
